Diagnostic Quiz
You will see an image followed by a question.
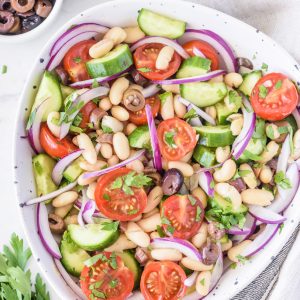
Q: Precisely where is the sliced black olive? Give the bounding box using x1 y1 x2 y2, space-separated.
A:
162 168 184 195
0 0 12 10
130 69 148 87
9 15 20 33
48 213 65 234
54 65 70 85
21 14 42 32
34 0 52 18
237 57 253 70
0 10 15 33
200 238 220 265
11 0 35 13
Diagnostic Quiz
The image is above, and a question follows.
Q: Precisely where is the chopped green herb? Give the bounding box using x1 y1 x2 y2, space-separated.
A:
128 209 138 215
70 125 84 134
279 223 284 234
73 57 82 63
228 90 242 106
156 225 166 237
73 113 83 127
252 118 266 139
101 125 113 133
92 79 100 88
109 253 117 270
243 150 261 161
124 172 152 188
209 180 215 189
230 263 237 269
103 193 111 201
238 170 252 177
275 80 282 89
188 195 197 206
183 108 197 121
92 289 106 299
274 171 292 189
236 254 248 264
1 65 7 74
200 278 205 286
84 253 107 267
109 279 118 288
261 62 268 72
164 131 177 149
167 225 175 234
259 85 268 98
277 126 289 134
101 221 119 232
266 125 275 139
111 177 123 189
94 280 104 289
138 67 152 73
195 206 202 222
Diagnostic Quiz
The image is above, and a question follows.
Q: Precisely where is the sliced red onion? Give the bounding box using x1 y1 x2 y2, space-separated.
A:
231 213 256 244
82 200 96 224
142 84 161 98
292 108 300 129
193 47 205 58
59 86 109 139
242 96 253 113
36 203 61 259
50 23 109 57
89 108 107 130
151 238 202 261
24 181 77 206
227 226 251 235
240 223 280 257
52 150 83 185
28 127 38 154
179 97 216 125
152 70 226 85
74 199 105 218
195 162 223 174
145 104 162 171
180 29 238 72
198 171 214 197
184 271 198 287
82 149 146 180
77 193 87 227
187 104 202 127
54 259 87 300
130 36 190 59
249 205 286 224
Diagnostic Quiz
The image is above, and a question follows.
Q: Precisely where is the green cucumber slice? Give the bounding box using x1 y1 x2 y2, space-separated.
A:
238 70 262 96
176 57 211 79
60 84 75 100
180 82 227 107
128 125 150 149
209 193 247 214
238 138 266 163
137 8 186 39
86 44 133 78
63 156 85 182
193 145 216 167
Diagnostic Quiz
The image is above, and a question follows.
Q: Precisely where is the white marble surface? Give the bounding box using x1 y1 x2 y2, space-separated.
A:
0 0 299 299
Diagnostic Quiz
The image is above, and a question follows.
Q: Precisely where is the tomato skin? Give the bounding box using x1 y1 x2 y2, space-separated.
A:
133 43 181 81
39 123 77 159
63 40 96 82
250 73 299 121
80 252 134 300
183 40 219 70
161 194 204 239
141 261 187 300
129 96 160 125
95 168 147 221
78 101 98 129
157 118 197 161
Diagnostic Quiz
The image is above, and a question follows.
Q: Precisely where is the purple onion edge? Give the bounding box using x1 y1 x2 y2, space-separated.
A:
248 211 286 225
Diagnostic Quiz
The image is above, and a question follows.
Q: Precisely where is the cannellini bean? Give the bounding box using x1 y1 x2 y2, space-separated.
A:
291 129 300 160
125 222 150 248
181 257 213 271
109 77 129 105
196 271 211 296
213 159 236 182
77 173 97 186
77 133 97 165
72 136 78 146
64 215 78 226
192 187 207 209
137 213 161 232
266 123 280 140
105 234 137 252
168 161 194 177
259 165 273 184
99 97 112 111
192 222 208 248
47 111 60 137
125 123 137 136
131 214 143 222
226 113 243 122
231 117 244 136
123 26 145 43
162 158 168 171
173 94 187 118
227 240 252 262
180 150 193 163
101 115 124 133
54 203 73 219
103 27 127 45
221 239 233 252
144 186 163 213
89 39 114 58
215 183 242 210
151 248 182 261
107 155 119 166
216 146 231 163
79 160 107 172
205 106 217 120
241 189 274 206
111 105 129 121
156 46 175 70
113 132 130 160
143 208 160 219
239 163 258 188
52 191 78 208
161 84 180 94
87 182 97 200
126 159 144 173
224 72 243 88
259 141 280 163
160 92 175 120
128 84 143 91
150 231 160 239
100 143 113 159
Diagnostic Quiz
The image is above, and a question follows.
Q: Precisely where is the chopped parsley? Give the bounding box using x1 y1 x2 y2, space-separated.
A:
261 62 268 72
259 85 268 98
252 118 266 139
92 290 106 299
92 79 100 88
109 279 118 288
228 90 242 106
84 253 108 267
200 278 205 286
111 177 123 189
101 221 119 232
236 254 248 264
183 108 198 121
238 170 252 177
138 67 152 73
164 131 177 149
161 209 175 234
275 80 282 89
73 113 83 127
1 64 7 74
188 195 197 206
73 57 82 63
279 223 284 234
195 206 202 222
109 253 117 269
156 225 166 237
128 209 138 215
70 125 84 134
101 124 113 133
274 171 292 189
103 193 111 201
277 126 289 134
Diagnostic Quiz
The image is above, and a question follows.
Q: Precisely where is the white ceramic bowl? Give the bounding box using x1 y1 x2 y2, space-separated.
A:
0 0 63 43
14 0 300 299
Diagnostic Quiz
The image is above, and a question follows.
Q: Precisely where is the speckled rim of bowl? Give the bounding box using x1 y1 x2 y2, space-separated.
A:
0 0 63 43
13 0 300 299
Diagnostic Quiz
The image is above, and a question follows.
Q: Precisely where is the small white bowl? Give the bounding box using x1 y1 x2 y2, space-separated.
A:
0 0 63 43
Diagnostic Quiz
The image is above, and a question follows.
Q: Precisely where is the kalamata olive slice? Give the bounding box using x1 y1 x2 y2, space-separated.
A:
0 10 14 33
237 57 253 70
200 238 220 265
9 15 20 33
11 0 35 13
131 69 148 87
162 168 184 195
21 14 42 32
54 65 70 85
123 88 145 112
0 0 12 10
48 213 65 234
34 0 52 18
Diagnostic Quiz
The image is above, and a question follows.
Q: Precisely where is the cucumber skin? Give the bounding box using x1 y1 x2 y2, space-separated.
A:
238 70 262 96
196 126 235 147
209 193 248 214
63 156 84 182
193 145 216 167
128 125 151 150
176 56 211 79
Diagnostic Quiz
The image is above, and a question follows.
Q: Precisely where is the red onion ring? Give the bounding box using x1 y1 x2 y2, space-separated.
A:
184 271 198 287
198 171 214 197
82 200 96 224
249 205 286 224
142 84 161 98
193 47 206 58
231 213 256 245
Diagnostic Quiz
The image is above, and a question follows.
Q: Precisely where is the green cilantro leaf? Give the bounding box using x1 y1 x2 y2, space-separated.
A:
122 184 134 195
92 289 106 299
101 125 113 133
138 67 152 73
228 90 242 106
124 172 152 188
103 193 111 201
73 57 82 63
156 225 166 237
238 170 252 177
252 118 266 139
70 125 84 134
261 62 268 72
266 125 275 139
183 108 198 121
109 279 118 288
274 171 292 189
167 225 175 234
236 254 248 264
188 195 197 206
111 177 122 189
84 253 108 267
259 85 268 98
200 278 205 286
195 206 202 222
275 80 282 89
128 209 138 215
109 253 117 270
92 79 100 88
101 221 119 232
34 274 50 300
277 126 289 134
73 113 83 127
164 131 177 149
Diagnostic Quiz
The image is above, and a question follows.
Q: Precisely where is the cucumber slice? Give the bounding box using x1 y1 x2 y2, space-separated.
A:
238 138 266 163
60 232 90 277
193 145 216 167
68 222 120 251
176 57 211 79
31 71 63 121
32 154 57 197
180 82 227 107
238 70 262 96
63 156 85 182
117 251 141 289
210 193 247 214
86 44 133 78
195 125 235 147
60 84 75 100
138 8 186 39
128 125 150 149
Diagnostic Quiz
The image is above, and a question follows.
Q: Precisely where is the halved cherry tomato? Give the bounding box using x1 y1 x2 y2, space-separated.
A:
250 72 298 121
133 43 181 81
80 252 134 300
40 123 77 159
78 101 98 129
183 40 219 71
129 95 160 125
63 39 96 82
161 194 204 239
140 261 187 300
95 168 147 221
157 118 197 161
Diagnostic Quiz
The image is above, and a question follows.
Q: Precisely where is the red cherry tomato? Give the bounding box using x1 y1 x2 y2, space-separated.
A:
78 101 98 129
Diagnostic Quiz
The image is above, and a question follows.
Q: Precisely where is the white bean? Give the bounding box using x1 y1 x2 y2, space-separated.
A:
54 203 73 219
205 106 217 120
239 163 258 189
109 77 129 105
107 155 119 166
150 231 160 239
125 222 150 248
123 26 145 43
224 72 243 88
160 92 175 120
216 146 230 163
291 129 300 160
181 257 213 271
105 234 137 252
77 133 97 165
52 191 78 208
241 189 274 206
173 94 187 118
161 84 180 94
137 213 161 232
100 143 113 159
89 39 114 58
131 214 143 222
266 123 280 140
128 84 143 92
103 27 127 45
259 165 273 184
79 160 107 172
143 208 159 219
113 132 130 160
259 141 280 163
168 161 194 177
144 186 163 213
192 222 208 248
125 123 137 136
215 183 242 210
72 136 78 146
64 215 78 226
46 111 60 137
77 173 97 186
111 106 129 121
101 115 124 133
213 159 236 182
151 248 182 261
192 187 207 209
99 97 112 111
196 271 211 296
156 46 175 70
227 240 252 262
180 150 193 163
126 159 144 173
231 117 244 136
221 239 233 252
87 182 97 200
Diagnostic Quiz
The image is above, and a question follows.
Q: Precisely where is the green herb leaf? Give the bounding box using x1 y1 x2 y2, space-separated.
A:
261 62 268 72
236 254 248 264
167 225 175 234
274 171 292 189
84 253 108 267
109 253 117 270
200 278 205 286
275 80 282 89
103 193 111 201
164 131 177 149
238 170 252 177
92 79 100 88
111 177 122 189
183 108 197 121
122 184 134 195
101 221 119 232
73 113 83 127
228 90 242 106
156 225 166 237
137 67 152 73
73 57 82 63
279 223 284 234
70 125 84 134
92 289 106 299
259 85 268 98
195 206 202 222
34 274 50 300
109 279 118 288
252 118 266 139
101 125 113 133
266 125 275 139
124 172 152 188
243 150 261 161
188 195 197 206
1 65 7 74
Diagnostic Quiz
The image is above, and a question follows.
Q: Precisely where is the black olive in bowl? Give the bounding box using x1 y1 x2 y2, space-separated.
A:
162 168 184 195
